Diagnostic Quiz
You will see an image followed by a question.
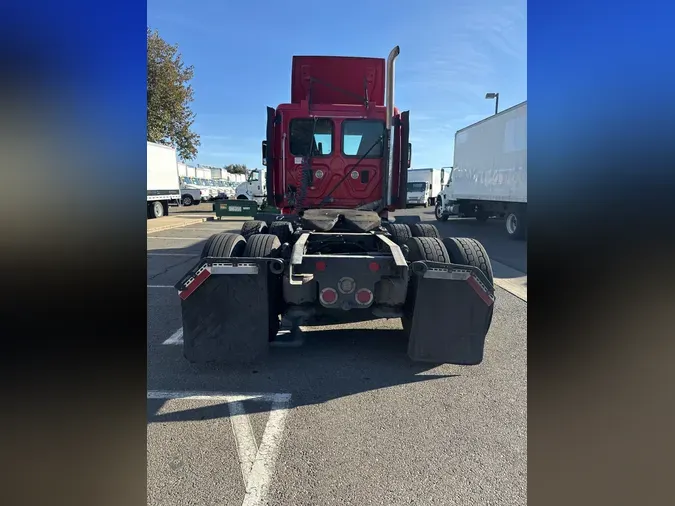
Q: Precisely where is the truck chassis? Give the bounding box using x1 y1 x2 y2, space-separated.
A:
175 209 495 365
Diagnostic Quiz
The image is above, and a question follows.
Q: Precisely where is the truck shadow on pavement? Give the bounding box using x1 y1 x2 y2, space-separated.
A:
148 238 477 423
147 327 458 424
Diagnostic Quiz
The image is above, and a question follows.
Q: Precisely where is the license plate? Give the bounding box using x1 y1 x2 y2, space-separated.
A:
229 205 242 212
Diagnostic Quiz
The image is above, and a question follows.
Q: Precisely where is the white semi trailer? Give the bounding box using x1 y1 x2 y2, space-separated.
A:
147 141 180 219
435 101 527 239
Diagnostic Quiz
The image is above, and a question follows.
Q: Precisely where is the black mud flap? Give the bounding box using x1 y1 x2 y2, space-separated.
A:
406 261 495 365
175 257 285 364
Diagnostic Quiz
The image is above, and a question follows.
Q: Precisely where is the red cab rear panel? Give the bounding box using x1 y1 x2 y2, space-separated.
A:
265 55 410 213
291 56 385 105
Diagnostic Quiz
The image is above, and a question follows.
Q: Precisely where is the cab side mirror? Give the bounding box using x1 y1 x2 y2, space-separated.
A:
261 140 268 166
407 142 412 168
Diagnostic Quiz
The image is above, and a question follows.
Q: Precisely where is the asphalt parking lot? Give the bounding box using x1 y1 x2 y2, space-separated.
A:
147 207 527 506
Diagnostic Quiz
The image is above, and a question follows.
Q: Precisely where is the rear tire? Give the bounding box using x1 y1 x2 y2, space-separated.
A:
182 194 194 206
240 220 269 240
269 221 293 244
441 237 493 284
505 210 526 240
435 201 448 222
243 234 283 341
147 201 165 219
201 233 247 259
410 223 441 238
405 237 450 263
384 223 412 246
242 233 281 258
442 237 494 327
401 237 450 338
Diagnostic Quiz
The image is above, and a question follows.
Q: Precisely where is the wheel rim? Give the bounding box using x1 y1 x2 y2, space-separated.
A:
506 214 518 234
154 202 163 217
435 203 442 219
183 196 191 205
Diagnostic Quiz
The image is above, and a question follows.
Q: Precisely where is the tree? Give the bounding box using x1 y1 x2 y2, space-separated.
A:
147 27 200 160
224 164 247 175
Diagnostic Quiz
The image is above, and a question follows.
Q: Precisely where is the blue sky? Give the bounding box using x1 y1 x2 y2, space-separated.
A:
147 0 526 169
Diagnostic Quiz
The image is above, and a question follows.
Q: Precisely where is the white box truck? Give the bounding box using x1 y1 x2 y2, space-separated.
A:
435 101 527 239
406 168 443 207
147 141 181 219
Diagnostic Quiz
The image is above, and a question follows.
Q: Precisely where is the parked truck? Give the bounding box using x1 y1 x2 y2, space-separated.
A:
175 47 495 365
178 177 207 206
234 168 267 206
406 168 443 207
147 141 180 218
435 101 527 239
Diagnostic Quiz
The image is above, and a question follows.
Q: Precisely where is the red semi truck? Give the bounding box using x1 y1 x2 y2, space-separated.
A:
175 47 496 365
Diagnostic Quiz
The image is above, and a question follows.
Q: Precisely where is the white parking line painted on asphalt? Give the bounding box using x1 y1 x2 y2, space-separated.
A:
228 400 258 484
162 327 183 344
148 391 289 402
162 327 305 348
241 393 291 506
147 390 292 506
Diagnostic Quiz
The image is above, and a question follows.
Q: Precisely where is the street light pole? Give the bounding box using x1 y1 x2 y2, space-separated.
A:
485 92 499 115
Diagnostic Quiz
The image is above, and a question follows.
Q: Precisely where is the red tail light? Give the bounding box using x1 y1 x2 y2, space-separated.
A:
320 287 338 305
355 288 373 306
315 261 326 272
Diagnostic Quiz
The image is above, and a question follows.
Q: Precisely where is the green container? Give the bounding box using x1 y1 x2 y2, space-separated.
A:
212 199 259 218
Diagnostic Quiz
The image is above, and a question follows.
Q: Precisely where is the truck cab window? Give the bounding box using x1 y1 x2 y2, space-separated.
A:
248 171 260 182
342 120 385 157
407 182 426 192
289 118 333 157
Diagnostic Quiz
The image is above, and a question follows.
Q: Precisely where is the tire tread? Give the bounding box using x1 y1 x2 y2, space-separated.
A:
384 223 412 245
411 223 441 238
243 234 281 258
201 233 246 259
240 220 268 240
405 237 450 263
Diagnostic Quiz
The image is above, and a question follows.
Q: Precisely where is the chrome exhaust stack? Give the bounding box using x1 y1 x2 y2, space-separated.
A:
384 45 400 207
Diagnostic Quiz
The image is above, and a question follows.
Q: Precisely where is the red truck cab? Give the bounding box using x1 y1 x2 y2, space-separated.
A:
262 55 411 215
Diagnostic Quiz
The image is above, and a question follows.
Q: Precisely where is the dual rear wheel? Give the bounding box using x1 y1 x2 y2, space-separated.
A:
201 231 281 259
384 222 493 283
